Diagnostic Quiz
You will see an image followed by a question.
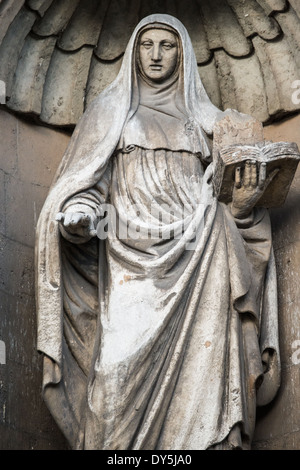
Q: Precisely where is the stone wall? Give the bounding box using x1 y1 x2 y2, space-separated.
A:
0 107 299 449
253 113 300 450
0 108 70 449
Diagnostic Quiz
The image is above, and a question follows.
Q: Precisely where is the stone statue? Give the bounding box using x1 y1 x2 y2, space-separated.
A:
36 14 282 450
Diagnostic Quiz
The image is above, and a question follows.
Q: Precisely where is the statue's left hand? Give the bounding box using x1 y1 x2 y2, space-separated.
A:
56 212 97 238
231 160 278 218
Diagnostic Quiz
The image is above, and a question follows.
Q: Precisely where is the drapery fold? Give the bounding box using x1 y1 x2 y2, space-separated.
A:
35 14 280 450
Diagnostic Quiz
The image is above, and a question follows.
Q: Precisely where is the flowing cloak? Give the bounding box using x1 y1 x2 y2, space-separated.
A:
35 14 280 450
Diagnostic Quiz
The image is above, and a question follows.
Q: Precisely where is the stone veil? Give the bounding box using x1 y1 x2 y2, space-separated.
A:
35 13 280 450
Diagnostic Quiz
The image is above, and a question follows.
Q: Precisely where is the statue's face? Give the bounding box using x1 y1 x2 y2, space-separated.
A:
138 28 179 82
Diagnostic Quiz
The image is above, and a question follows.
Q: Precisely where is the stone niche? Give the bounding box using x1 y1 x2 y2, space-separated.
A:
0 102 300 452
1 0 300 450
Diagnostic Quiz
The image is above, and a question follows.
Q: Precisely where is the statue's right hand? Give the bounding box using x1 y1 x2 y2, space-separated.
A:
56 212 97 238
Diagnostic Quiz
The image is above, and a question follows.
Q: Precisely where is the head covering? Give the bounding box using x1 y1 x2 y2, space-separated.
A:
36 14 225 373
119 20 212 155
54 14 223 183
135 21 182 84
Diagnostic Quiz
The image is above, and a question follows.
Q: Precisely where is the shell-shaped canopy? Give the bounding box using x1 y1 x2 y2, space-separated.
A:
0 0 300 129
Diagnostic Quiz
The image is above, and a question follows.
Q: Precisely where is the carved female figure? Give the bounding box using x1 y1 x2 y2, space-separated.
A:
36 14 280 450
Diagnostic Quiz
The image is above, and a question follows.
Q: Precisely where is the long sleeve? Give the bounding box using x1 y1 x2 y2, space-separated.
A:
60 161 112 243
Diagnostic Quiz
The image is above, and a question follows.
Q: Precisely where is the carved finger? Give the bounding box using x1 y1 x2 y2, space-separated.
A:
250 160 257 187
63 213 80 227
70 213 83 226
63 213 73 227
243 160 251 187
234 166 242 188
87 216 97 237
258 162 267 189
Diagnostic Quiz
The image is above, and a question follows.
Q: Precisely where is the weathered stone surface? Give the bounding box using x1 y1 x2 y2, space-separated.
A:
5 179 46 246
0 110 18 175
254 364 300 445
17 115 69 186
227 0 281 39
85 55 123 108
26 0 57 17
1 1 300 127
214 49 269 122
40 46 93 126
175 1 211 64
0 7 36 97
253 34 300 117
0 290 69 449
200 0 252 57
256 0 287 14
253 429 300 450
9 35 56 115
288 0 300 17
95 0 140 60
0 108 70 449
0 109 69 247
252 113 300 450
265 114 300 248
0 0 24 44
274 242 300 361
275 6 300 70
58 0 109 51
0 171 5 234
0 237 34 296
32 0 80 36
198 59 222 110
213 113 264 149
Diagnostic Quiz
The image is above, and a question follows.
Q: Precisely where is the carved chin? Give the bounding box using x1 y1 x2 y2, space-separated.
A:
144 67 175 82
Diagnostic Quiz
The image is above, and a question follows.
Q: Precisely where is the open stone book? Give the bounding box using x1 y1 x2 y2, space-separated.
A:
213 141 300 208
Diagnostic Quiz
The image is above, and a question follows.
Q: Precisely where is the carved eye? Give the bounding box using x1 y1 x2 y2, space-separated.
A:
141 41 153 49
162 42 175 50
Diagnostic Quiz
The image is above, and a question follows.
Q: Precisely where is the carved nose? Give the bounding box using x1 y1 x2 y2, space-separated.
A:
151 45 161 61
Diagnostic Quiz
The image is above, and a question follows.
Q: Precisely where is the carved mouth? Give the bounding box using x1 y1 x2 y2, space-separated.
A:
150 65 162 71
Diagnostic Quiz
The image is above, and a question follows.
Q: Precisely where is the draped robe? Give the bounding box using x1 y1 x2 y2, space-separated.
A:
35 14 280 450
